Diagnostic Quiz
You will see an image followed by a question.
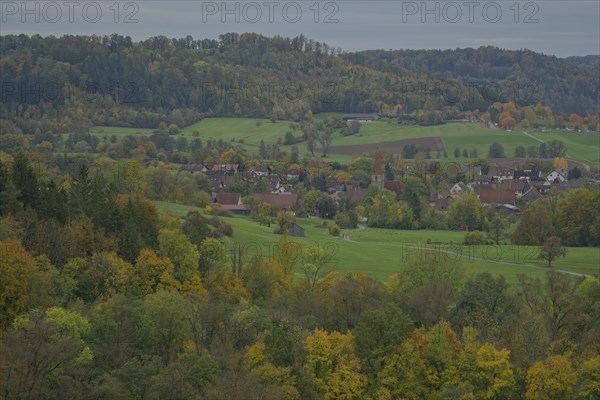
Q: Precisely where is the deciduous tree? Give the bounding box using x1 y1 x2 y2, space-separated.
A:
158 228 200 282
538 236 566 267
526 355 576 400
0 239 51 328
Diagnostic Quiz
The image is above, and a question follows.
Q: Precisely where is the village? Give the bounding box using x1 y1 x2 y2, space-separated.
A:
183 151 595 231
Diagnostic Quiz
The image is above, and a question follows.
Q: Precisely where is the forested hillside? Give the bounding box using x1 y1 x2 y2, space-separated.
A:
1 33 598 135
343 47 599 116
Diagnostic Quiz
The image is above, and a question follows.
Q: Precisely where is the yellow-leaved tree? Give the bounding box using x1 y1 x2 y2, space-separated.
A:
0 239 51 329
304 329 366 400
553 157 568 172
133 248 175 295
577 357 600 399
526 355 577 400
375 330 437 400
242 340 300 400
472 343 515 399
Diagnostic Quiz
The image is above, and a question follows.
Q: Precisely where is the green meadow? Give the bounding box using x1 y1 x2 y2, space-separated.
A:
528 130 600 165
87 117 600 167
90 126 155 139
153 201 599 284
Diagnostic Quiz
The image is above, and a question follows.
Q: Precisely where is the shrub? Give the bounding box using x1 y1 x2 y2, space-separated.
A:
218 222 233 237
335 210 358 229
328 223 340 236
204 204 233 217
463 231 487 245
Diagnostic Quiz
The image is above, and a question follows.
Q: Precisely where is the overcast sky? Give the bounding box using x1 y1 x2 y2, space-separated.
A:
1 1 598 57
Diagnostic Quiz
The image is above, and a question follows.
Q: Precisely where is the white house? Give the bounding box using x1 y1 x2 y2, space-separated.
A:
546 170 567 183
450 182 468 195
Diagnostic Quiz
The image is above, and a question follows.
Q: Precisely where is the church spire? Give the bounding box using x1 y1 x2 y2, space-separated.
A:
372 150 384 190
372 150 384 175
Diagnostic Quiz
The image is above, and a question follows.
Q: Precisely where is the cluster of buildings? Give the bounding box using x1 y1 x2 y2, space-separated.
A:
181 152 596 224
182 162 306 214
431 164 593 215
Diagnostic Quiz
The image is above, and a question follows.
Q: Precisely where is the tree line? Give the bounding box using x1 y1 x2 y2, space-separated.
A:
1 34 598 136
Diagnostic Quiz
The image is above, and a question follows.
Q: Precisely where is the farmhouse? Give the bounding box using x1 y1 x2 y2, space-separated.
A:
248 165 270 177
475 174 492 185
487 166 516 182
219 204 251 215
326 180 362 193
212 163 239 176
286 168 309 181
214 192 241 205
514 169 543 182
546 170 567 183
475 188 516 206
209 175 236 191
183 164 208 174
496 203 521 217
500 179 530 197
342 113 379 122
519 187 541 204
213 192 250 214
450 182 468 195
254 193 298 209
267 176 291 194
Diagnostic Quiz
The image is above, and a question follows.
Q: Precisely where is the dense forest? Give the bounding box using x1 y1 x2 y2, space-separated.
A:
343 47 599 116
1 33 598 135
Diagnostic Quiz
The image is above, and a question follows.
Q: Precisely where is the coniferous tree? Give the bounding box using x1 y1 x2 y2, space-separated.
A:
12 152 39 210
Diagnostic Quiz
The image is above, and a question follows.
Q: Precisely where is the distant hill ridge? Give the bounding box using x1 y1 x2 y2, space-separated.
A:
0 33 597 134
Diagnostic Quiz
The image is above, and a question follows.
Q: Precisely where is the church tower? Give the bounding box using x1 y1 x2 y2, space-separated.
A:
372 150 384 190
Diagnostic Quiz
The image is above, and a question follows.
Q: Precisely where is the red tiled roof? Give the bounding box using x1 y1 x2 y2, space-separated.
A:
476 188 515 205
254 193 298 208
501 179 526 191
209 176 236 190
215 192 241 205
212 163 239 172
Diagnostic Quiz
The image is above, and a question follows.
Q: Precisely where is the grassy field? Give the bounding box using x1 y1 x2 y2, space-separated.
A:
351 227 600 278
90 126 155 139
181 117 283 144
182 118 544 161
528 131 600 166
153 200 599 284
88 118 600 167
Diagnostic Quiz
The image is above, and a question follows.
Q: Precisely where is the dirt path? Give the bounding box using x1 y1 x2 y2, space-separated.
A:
522 131 545 144
521 131 591 171
341 224 365 242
